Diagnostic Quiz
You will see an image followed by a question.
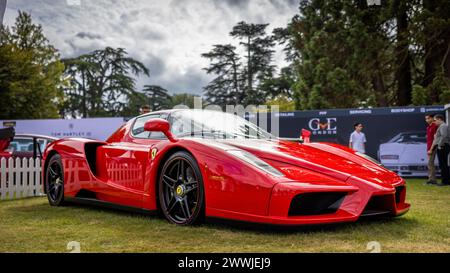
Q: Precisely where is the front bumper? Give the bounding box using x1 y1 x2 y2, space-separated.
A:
207 176 410 226
383 164 440 177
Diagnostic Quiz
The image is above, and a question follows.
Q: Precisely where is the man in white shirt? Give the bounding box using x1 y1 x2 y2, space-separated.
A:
349 123 367 153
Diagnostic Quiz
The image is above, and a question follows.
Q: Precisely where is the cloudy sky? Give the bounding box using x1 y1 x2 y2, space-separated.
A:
3 0 298 95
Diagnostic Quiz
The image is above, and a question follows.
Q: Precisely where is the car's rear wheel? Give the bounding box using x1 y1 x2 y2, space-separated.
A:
158 151 204 225
45 154 66 206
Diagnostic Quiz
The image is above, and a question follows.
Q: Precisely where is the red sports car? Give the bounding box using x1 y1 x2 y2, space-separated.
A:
42 109 410 226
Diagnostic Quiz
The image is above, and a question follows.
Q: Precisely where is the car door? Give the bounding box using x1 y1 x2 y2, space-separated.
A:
96 114 164 208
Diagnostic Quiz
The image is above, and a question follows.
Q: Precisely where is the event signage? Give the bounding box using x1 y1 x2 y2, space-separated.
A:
0 117 126 141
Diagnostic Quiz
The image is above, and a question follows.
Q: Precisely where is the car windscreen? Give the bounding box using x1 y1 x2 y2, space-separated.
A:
388 132 426 143
8 138 48 152
169 110 274 140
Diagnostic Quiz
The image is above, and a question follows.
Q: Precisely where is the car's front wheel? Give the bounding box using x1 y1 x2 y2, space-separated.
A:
158 151 205 225
45 154 66 206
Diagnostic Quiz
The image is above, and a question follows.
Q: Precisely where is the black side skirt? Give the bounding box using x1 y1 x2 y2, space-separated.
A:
65 197 157 216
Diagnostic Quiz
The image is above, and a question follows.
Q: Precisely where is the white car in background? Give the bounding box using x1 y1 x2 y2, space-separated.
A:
378 131 439 177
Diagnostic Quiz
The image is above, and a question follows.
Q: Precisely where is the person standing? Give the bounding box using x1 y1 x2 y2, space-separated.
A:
139 105 152 115
349 123 366 154
425 114 438 185
428 114 450 186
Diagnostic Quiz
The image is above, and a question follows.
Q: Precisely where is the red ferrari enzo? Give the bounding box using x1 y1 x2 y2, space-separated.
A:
42 109 410 226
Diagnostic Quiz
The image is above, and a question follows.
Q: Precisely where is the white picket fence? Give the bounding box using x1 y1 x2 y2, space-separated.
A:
0 157 44 200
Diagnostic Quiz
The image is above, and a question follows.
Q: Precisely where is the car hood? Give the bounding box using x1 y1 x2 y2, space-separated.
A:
211 139 401 186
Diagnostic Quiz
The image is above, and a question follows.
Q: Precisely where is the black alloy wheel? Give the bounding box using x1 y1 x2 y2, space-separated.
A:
45 154 66 206
159 151 204 225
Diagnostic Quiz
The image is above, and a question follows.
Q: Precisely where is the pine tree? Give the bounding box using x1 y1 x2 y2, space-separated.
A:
142 85 172 111
0 11 64 119
230 21 276 105
63 47 149 117
201 44 242 105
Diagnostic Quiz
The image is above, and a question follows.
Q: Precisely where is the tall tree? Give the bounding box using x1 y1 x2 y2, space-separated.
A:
0 11 64 119
142 85 172 111
201 44 242 105
202 22 276 107
392 0 413 105
290 0 403 109
230 21 276 105
418 0 450 103
63 47 149 118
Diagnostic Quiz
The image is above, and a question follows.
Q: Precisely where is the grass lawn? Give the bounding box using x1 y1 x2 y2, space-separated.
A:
0 179 449 253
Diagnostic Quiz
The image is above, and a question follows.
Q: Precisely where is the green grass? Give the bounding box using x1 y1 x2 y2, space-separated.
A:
0 179 449 253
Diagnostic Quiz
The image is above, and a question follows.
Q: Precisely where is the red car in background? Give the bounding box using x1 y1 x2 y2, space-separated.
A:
0 127 57 159
42 109 410 226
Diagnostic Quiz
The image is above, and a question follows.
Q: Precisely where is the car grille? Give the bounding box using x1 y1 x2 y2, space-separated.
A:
288 192 347 216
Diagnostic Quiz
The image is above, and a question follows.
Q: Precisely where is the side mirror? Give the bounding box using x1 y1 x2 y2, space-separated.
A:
144 118 177 142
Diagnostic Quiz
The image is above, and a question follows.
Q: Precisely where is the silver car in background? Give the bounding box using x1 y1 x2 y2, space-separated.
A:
378 131 439 177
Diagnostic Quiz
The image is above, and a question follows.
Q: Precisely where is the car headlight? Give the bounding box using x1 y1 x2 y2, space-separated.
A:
356 152 383 166
227 150 284 177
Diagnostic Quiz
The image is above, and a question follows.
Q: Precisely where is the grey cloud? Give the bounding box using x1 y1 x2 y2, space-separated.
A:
162 69 211 95
213 0 250 9
75 31 102 40
4 0 297 95
269 0 299 12
141 29 166 41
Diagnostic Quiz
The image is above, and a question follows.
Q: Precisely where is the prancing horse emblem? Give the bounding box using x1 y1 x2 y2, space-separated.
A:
151 148 158 160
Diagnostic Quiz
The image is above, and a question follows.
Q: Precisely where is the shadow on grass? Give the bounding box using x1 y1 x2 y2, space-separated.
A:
11 199 421 237
204 215 420 235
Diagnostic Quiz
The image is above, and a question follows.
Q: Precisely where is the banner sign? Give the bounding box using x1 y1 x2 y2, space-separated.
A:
0 117 126 141
267 105 446 177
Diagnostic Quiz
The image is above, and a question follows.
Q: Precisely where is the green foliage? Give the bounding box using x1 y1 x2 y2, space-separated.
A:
142 85 172 111
411 84 427 105
291 0 392 110
289 0 450 109
0 11 64 119
265 95 295 112
120 91 148 117
169 93 197 109
62 47 149 118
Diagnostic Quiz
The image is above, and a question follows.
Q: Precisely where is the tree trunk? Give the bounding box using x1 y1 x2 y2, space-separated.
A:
394 0 412 105
247 36 252 100
372 69 388 107
422 0 440 102
81 71 87 118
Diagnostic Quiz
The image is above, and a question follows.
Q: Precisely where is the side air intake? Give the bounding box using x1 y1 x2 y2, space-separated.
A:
84 142 104 177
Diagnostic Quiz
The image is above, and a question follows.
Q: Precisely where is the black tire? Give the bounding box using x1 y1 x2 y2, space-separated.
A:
158 151 205 225
45 154 66 206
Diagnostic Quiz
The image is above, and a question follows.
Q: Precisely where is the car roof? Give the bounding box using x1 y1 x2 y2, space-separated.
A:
134 108 228 120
